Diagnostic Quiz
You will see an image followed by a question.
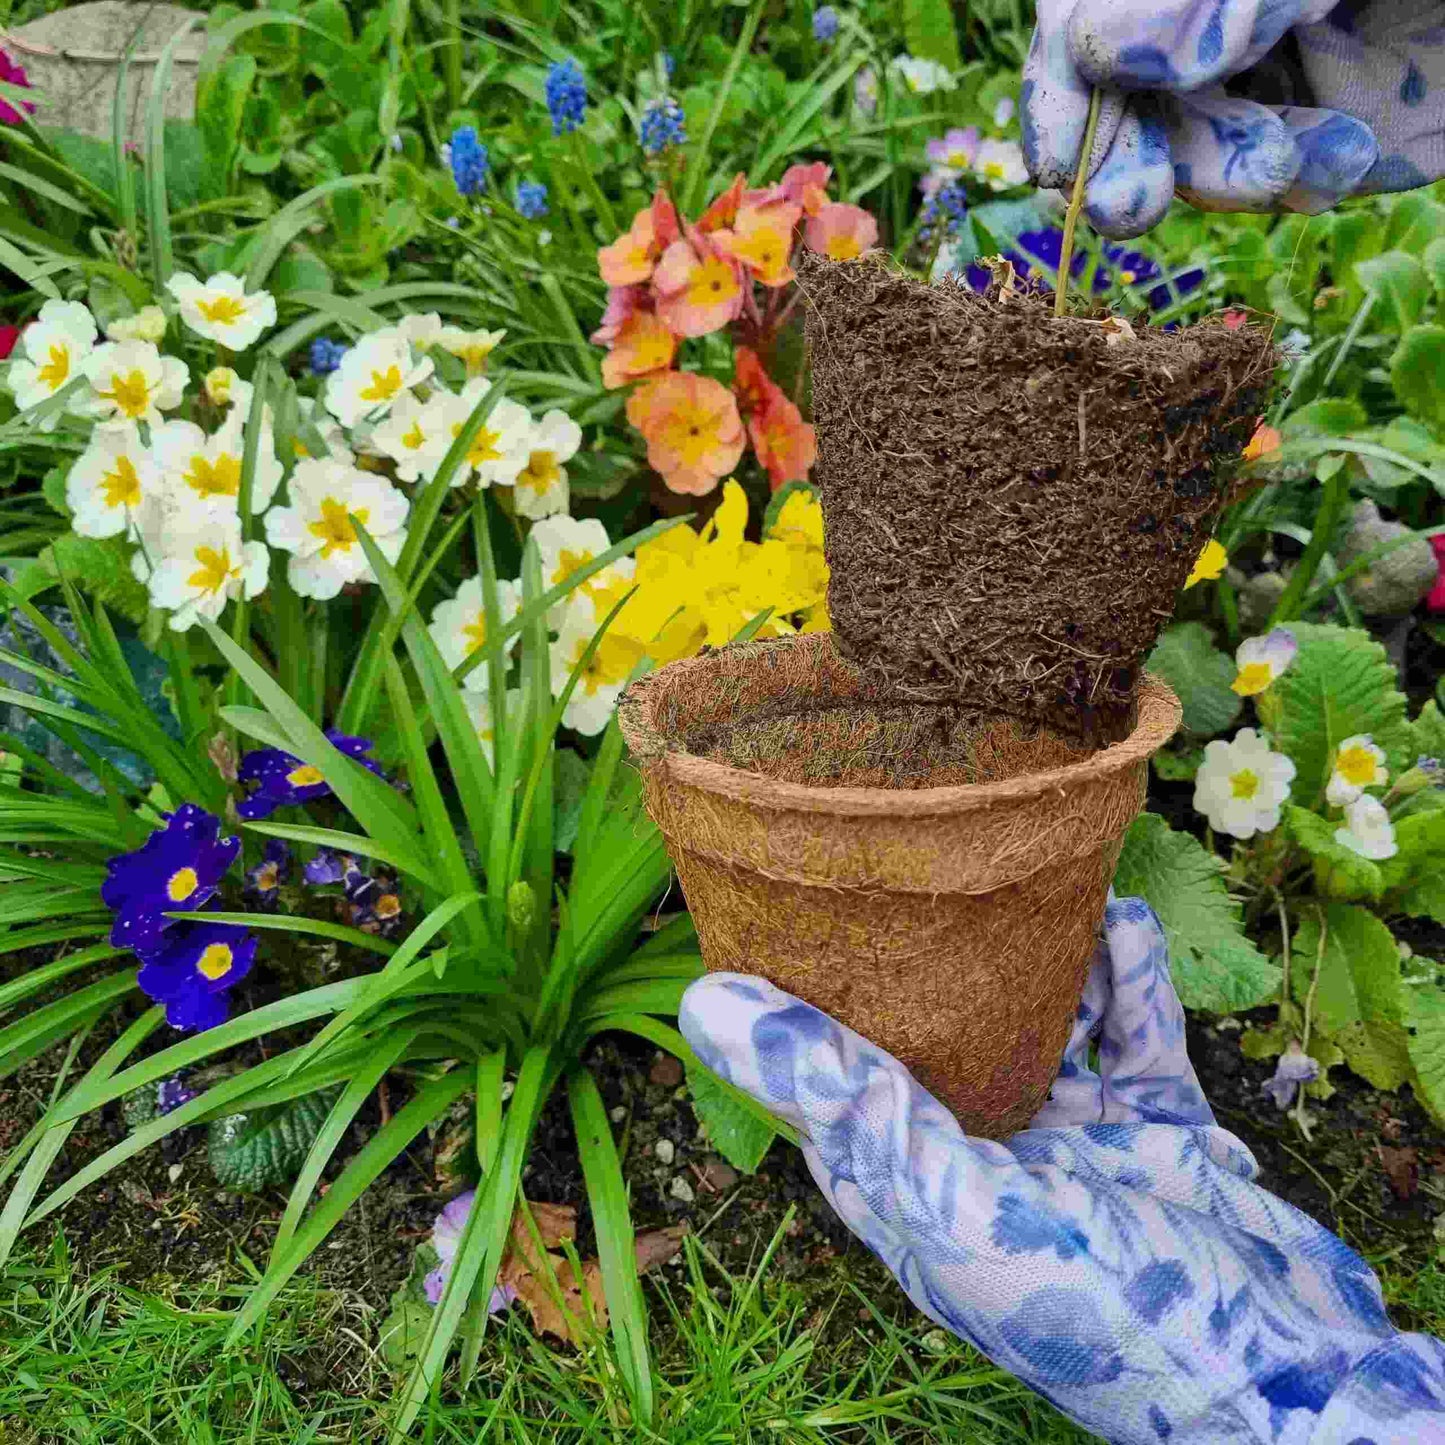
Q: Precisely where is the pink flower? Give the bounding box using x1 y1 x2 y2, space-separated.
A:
716 198 801 288
596 191 680 287
0 324 18 360
925 127 980 171
589 284 649 346
735 347 814 489
1427 536 1445 615
0 48 35 126
626 370 746 495
803 201 878 262
696 173 747 233
653 230 746 337
1222 309 1248 331
601 310 676 388
777 161 831 216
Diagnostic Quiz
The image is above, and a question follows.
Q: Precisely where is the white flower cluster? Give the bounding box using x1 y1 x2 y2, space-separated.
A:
6 281 585 634
427 513 635 745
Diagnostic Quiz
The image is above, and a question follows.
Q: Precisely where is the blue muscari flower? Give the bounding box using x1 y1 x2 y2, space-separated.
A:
661 50 676 79
243 839 290 911
448 125 490 197
308 336 347 376
813 5 840 41
516 179 549 219
918 180 969 245
102 804 240 956
137 918 257 1032
545 58 587 136
639 97 686 156
236 730 383 821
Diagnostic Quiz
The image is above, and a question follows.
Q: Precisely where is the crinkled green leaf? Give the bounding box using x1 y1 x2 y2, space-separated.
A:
1146 623 1242 739
1285 806 1383 903
1254 623 1413 805
1391 325 1445 430
1380 811 1445 924
1152 746 1203 782
1290 902 1401 1032
1112 813 1279 1012
1406 983 1445 1125
1413 700 1445 764
1334 1019 1413 1092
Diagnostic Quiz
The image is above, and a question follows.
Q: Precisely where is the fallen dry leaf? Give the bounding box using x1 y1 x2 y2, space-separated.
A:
1378 1144 1419 1201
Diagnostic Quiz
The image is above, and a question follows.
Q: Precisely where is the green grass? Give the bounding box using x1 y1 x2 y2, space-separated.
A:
0 1222 1096 1444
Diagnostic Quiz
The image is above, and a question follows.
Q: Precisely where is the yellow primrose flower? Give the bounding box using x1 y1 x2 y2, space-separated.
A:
1184 538 1227 590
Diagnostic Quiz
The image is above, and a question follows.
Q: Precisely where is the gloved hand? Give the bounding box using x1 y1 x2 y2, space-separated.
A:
1022 1 1445 237
680 896 1445 1445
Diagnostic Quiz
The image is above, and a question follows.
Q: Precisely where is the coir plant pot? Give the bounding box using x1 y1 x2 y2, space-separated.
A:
799 254 1275 732
619 634 1181 1136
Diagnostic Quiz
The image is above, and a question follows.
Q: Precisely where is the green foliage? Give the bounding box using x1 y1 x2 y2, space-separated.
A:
901 0 963 70
1145 623 1241 738
1381 811 1445 924
208 1085 343 1193
1285 805 1382 904
1112 814 1279 1012
687 1063 777 1174
1390 325 1445 430
1406 984 1445 1124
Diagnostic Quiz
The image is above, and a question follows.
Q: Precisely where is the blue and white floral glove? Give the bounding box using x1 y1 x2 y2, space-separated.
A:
1023 1 1445 237
680 896 1445 1444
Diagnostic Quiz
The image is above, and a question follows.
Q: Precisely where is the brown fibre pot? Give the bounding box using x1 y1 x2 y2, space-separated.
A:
619 634 1181 1137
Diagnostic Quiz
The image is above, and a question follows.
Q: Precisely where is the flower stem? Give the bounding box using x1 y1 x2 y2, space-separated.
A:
1054 86 1103 319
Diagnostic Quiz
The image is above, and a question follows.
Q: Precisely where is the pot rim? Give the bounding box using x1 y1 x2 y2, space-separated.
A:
619 635 1181 818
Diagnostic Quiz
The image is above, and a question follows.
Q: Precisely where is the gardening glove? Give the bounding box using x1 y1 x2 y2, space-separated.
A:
1022 1 1445 238
679 895 1445 1445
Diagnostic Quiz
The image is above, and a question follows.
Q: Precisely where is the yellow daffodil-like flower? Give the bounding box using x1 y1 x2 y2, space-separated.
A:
1184 538 1227 590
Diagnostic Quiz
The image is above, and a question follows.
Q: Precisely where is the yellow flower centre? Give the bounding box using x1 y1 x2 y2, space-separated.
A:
183 452 241 499
401 419 427 450
462 609 488 655
167 866 199 902
255 863 279 890
662 411 718 466
458 343 495 373
1230 769 1260 801
360 366 404 404
374 893 401 920
517 450 560 494
462 424 502 468
945 147 970 166
982 161 1006 181
686 256 741 307
1119 269 1137 284
100 454 143 509
286 763 325 787
37 342 70 390
1336 746 1378 787
823 234 864 261
552 547 594 587
1232 661 1274 697
196 294 247 326
101 368 153 419
187 545 239 596
197 942 234 980
308 498 367 558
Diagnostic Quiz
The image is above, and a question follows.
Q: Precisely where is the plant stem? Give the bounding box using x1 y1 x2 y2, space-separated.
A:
1294 907 1327 1140
1054 87 1103 320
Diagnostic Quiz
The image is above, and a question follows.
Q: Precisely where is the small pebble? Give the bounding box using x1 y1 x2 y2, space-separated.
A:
654 1138 675 1165
609 1106 626 1124
669 1175 695 1204
167 1164 183 1184
649 1053 684 1088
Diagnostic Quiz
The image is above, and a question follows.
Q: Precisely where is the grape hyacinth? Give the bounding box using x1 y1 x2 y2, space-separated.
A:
813 5 840 41
516 180 549 218
545 59 587 136
447 125 489 197
308 336 347 376
639 97 687 156
918 180 969 246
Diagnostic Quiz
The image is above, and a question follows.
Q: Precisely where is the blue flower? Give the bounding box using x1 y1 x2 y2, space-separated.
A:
639 97 686 156
243 839 291 911
545 59 587 136
136 918 257 1032
661 50 676 79
308 336 347 376
1263 1041 1320 1110
813 5 839 41
516 179 549 219
448 125 489 197
102 804 240 956
346 867 405 938
236 730 382 821
302 846 351 887
919 180 969 245
157 1075 196 1114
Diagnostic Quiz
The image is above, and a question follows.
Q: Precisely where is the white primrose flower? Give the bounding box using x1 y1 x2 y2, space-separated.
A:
152 409 283 518
888 55 955 95
437 326 506 375
9 299 98 424
166 272 277 351
80 341 187 427
65 424 164 540
1334 794 1398 861
127 496 169 584
203 366 251 411
549 598 640 736
295 396 355 464
1193 727 1295 839
374 312 444 352
369 391 454 483
973 137 1028 190
324 331 434 428
1231 627 1297 697
429 575 521 683
529 514 633 625
106 305 167 344
146 511 269 631
435 379 534 488
262 457 409 600
511 409 581 519
1325 734 1389 807
462 685 519 766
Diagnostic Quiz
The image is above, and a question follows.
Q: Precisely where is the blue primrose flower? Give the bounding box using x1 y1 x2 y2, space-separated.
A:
302 845 353 887
236 730 382 821
136 919 257 1032
813 5 840 42
448 125 489 197
516 179 549 219
346 868 405 938
101 804 240 955
639 97 687 156
243 839 291 911
157 1075 196 1114
545 59 587 136
308 336 347 376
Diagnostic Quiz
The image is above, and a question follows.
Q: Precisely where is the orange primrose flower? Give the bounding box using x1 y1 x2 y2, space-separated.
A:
653 232 746 338
803 201 878 262
734 347 814 488
626 370 746 496
697 173 747 233
718 199 801 287
589 284 648 346
601 311 676 389
1243 422 1282 462
596 191 680 287
777 161 832 216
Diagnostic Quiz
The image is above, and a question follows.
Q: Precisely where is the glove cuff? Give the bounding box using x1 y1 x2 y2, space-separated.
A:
1309 1333 1445 1442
